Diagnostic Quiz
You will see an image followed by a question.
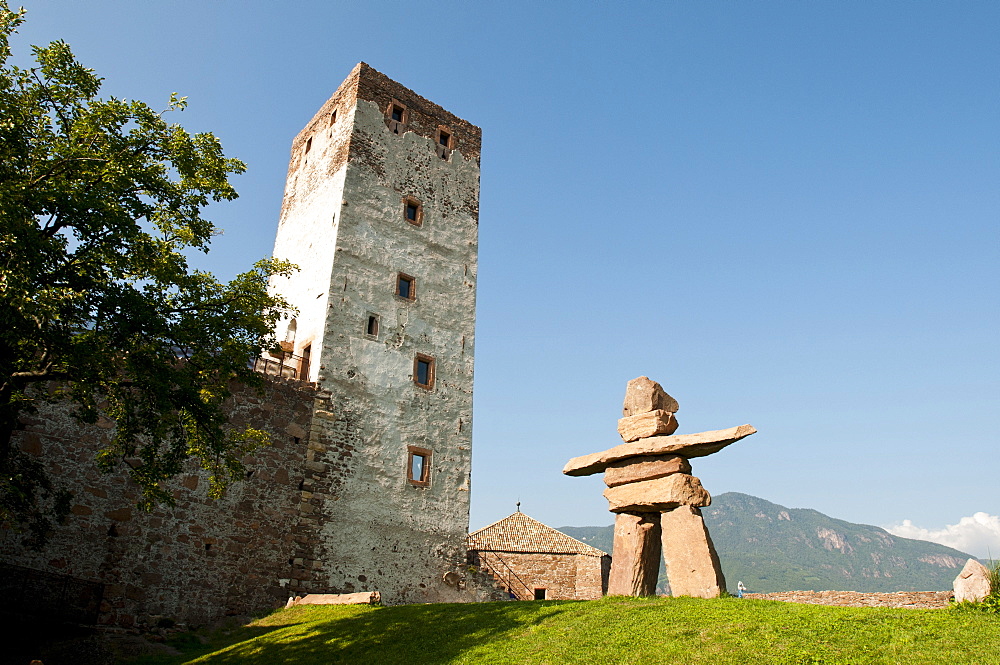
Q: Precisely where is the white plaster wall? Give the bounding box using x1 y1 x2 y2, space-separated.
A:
269 102 357 377
310 97 479 603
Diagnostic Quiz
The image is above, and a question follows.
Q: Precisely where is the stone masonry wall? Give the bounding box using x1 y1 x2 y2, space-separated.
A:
0 377 323 628
480 552 609 601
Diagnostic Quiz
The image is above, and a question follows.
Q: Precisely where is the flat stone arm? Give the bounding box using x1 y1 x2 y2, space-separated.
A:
562 424 756 477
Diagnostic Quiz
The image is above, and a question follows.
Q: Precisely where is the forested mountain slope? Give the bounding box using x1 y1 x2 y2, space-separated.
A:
559 492 972 593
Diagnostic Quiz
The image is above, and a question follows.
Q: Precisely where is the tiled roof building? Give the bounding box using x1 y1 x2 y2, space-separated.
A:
467 510 610 601
468 511 607 557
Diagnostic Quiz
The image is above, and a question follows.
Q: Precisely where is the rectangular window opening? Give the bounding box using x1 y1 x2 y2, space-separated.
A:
386 100 408 135
366 314 379 338
305 137 312 154
534 589 547 601
407 446 432 486
410 454 425 481
300 344 312 381
436 127 452 160
330 109 337 124
414 354 435 389
396 273 415 301
403 197 422 226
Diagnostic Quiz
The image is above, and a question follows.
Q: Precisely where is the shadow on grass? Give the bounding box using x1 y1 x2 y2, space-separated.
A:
137 622 297 665
193 601 566 665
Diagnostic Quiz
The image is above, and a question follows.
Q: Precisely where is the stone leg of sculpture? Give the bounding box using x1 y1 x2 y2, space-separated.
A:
607 512 662 596
660 504 726 598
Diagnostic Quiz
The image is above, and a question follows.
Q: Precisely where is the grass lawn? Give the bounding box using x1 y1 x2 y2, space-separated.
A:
137 596 1000 665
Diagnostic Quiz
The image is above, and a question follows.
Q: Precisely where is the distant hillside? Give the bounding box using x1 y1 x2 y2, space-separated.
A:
559 492 974 593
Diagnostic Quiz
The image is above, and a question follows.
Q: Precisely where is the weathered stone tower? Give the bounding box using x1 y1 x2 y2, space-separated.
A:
268 63 481 603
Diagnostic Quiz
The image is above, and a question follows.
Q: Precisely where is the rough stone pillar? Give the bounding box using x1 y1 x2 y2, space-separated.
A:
607 512 662 596
660 504 726 598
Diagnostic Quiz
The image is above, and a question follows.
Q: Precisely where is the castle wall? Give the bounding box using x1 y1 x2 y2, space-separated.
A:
0 378 322 628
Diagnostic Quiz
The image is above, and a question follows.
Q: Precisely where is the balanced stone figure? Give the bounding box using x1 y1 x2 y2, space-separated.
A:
563 377 756 598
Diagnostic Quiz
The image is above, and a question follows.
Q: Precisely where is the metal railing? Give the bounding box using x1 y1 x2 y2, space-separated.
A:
253 353 306 381
470 550 533 600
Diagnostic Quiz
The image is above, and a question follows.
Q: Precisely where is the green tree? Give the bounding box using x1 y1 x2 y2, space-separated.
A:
0 5 295 546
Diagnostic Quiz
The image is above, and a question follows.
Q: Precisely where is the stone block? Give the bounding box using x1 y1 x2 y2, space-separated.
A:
954 558 992 603
660 504 726 599
617 410 678 442
607 512 661 597
622 376 679 417
293 591 380 606
285 422 308 439
19 432 42 456
141 572 163 586
604 455 691 488
564 424 756 476
603 474 710 513
104 584 125 599
105 507 133 522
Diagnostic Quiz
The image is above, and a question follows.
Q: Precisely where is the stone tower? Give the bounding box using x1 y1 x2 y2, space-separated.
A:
268 63 481 603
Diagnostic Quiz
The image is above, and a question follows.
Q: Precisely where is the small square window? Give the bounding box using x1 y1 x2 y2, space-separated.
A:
396 273 415 300
534 588 547 601
403 197 423 226
386 100 409 135
435 127 453 160
365 313 379 338
407 446 432 486
414 354 434 389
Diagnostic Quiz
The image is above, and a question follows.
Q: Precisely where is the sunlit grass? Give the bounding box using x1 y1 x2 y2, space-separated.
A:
136 596 1000 665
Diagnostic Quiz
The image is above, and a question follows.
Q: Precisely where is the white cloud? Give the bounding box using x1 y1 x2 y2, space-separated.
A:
886 513 1000 559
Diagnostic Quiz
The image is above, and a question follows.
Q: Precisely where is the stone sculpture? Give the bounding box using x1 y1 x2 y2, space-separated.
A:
563 376 756 598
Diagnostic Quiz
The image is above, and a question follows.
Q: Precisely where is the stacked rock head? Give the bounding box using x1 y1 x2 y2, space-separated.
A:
622 376 680 417
618 376 679 442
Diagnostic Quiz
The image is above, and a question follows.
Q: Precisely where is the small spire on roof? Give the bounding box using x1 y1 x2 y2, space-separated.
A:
516 501 521 512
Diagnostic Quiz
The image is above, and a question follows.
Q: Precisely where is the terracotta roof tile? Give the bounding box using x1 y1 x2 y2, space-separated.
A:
467 511 608 557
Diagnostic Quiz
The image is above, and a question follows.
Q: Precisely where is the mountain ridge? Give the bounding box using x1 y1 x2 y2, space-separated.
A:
558 492 973 593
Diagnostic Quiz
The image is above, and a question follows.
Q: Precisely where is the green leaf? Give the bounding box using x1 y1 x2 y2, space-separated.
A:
0 1 298 545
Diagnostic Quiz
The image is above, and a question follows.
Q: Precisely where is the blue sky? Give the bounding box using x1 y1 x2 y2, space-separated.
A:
12 1 999 553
